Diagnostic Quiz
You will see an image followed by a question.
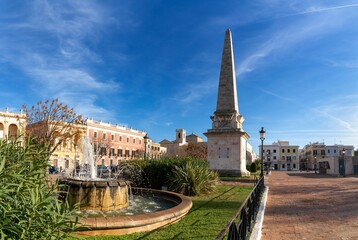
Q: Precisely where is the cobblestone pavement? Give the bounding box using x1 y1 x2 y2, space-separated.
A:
261 171 358 240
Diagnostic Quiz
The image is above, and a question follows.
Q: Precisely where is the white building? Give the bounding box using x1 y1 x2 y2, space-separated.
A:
325 144 354 157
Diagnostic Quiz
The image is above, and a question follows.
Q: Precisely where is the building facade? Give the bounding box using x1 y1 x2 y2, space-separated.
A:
160 129 203 157
260 140 299 171
0 108 26 141
86 119 146 166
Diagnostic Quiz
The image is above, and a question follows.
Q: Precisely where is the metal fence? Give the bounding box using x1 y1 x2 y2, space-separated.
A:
216 176 265 240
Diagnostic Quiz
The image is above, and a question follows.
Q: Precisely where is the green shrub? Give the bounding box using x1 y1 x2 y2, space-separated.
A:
0 138 79 239
168 159 219 196
122 157 218 196
250 162 257 173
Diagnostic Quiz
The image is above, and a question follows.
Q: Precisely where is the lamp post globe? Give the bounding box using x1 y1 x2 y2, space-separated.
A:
259 127 266 177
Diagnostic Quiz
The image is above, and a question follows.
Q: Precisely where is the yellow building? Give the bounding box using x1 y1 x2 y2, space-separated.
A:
0 108 26 142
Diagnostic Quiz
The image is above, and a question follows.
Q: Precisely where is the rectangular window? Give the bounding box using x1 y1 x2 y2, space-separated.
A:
94 132 98 138
100 147 107 156
267 149 271 154
117 149 122 157
313 150 318 155
282 156 285 160
293 149 296 153
111 134 114 141
132 150 136 157
288 149 290 153
126 137 129 143
110 148 115 156
133 138 136 144
125 150 130 157
273 156 277 160
282 164 285 169
139 139 142 145
321 150 325 155
273 149 276 153
328 149 330 153
119 135 122 141
334 150 337 153
292 156 296 160
282 149 285 153
102 132 106 140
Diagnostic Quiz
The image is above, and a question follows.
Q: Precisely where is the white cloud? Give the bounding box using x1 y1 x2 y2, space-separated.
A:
29 68 111 90
298 3 358 15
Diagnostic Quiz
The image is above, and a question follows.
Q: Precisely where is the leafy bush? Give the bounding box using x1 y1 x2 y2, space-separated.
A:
250 162 257 173
0 138 79 239
123 157 218 196
168 159 219 196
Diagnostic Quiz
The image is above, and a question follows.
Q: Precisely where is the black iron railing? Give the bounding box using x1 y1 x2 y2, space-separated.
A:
216 176 265 240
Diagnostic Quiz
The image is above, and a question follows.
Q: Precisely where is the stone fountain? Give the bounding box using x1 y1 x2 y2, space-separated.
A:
60 137 129 211
60 137 192 236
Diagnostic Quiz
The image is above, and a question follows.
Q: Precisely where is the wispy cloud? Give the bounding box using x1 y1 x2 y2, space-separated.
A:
172 79 217 105
261 89 296 102
235 18 335 78
315 108 352 130
234 1 358 79
324 59 358 69
297 3 358 15
0 0 124 119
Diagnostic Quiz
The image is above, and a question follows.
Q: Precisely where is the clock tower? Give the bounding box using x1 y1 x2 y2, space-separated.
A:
204 29 250 176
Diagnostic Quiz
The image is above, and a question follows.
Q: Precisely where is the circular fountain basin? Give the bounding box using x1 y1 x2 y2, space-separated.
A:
60 178 129 211
76 188 192 236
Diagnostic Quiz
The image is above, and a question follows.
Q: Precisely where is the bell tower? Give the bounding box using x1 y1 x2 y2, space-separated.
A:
204 29 250 176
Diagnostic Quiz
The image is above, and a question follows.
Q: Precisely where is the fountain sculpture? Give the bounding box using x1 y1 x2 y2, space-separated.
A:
61 137 129 211
60 137 192 236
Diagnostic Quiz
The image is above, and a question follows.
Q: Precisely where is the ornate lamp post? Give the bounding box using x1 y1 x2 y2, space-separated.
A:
314 156 317 174
143 134 149 160
259 127 266 177
342 148 346 177
74 143 77 176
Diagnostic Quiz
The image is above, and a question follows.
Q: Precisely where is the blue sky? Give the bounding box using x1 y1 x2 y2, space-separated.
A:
1 0 358 152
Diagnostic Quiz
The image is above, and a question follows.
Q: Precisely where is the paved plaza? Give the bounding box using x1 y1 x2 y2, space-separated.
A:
261 171 358 240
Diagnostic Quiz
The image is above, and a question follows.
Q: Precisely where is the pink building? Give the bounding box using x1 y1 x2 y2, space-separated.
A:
86 119 146 166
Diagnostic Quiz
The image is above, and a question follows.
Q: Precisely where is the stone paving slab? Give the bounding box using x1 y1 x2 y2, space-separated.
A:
261 171 358 240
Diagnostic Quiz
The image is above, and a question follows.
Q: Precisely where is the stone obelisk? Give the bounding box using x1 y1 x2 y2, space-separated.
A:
204 29 250 176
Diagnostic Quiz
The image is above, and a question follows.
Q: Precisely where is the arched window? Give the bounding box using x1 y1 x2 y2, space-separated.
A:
0 123 4 139
8 124 18 141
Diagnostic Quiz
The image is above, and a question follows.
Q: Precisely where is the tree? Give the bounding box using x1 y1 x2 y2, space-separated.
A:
250 162 257 173
23 98 84 154
184 142 207 160
91 136 113 165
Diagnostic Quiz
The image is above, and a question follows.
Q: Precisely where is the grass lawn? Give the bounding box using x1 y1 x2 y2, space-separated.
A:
72 185 252 240
219 171 261 181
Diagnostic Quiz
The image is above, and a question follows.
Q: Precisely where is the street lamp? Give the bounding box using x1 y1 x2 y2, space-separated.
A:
143 134 149 160
74 143 77 177
259 127 266 177
342 148 346 177
314 156 317 174
267 153 271 175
